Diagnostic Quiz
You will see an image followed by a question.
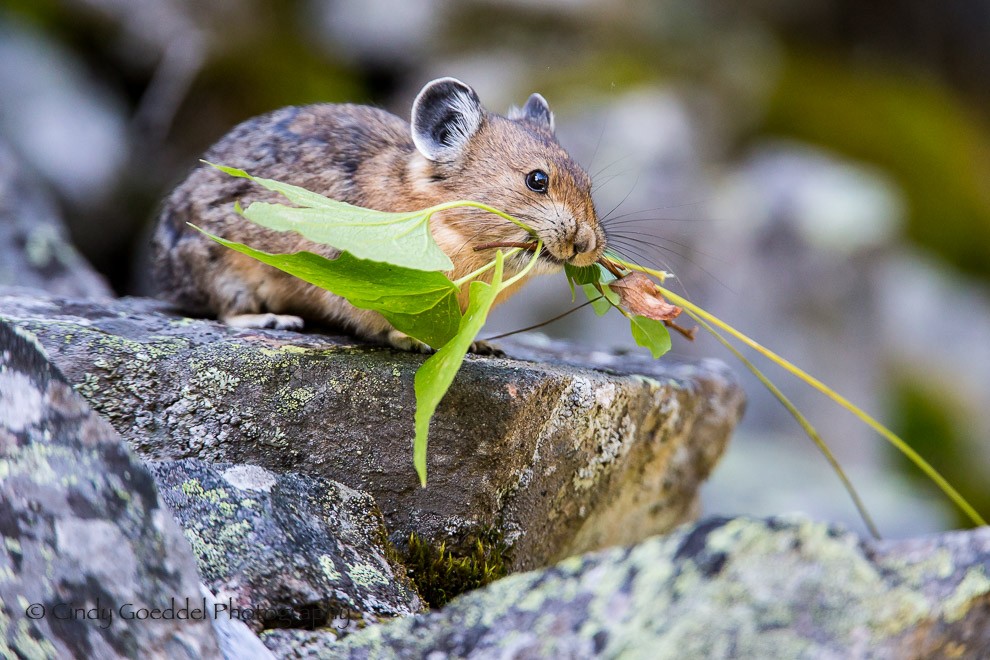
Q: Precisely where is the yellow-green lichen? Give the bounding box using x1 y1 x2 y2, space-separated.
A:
277 385 316 413
14 616 57 659
183 528 226 574
188 365 241 395
319 555 342 582
180 478 231 505
943 567 990 623
183 519 253 576
217 501 237 517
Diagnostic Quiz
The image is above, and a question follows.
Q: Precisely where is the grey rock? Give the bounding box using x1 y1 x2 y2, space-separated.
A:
0 140 113 298
0 320 220 658
201 584 276 659
0 289 744 570
260 628 350 659
332 516 990 659
148 459 422 634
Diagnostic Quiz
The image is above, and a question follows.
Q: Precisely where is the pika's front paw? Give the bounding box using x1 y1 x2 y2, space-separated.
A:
223 313 305 331
386 330 434 354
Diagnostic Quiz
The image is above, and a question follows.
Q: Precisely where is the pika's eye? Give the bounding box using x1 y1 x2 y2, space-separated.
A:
525 169 549 193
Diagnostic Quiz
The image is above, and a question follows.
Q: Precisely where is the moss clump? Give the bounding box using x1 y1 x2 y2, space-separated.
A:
401 529 510 609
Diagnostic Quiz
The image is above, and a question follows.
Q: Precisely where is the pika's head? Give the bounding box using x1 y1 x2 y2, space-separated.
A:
410 77 605 270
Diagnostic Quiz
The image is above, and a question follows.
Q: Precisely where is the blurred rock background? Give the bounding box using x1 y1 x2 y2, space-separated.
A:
2 0 989 538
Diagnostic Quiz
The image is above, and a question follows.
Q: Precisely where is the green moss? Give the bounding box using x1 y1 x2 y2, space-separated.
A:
400 528 510 609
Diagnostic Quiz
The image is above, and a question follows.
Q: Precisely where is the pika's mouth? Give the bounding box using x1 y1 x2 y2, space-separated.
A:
471 239 601 273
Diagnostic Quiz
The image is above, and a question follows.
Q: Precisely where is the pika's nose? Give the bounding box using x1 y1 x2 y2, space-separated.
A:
571 225 597 258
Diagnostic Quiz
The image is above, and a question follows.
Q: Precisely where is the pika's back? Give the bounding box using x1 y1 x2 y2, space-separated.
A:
152 103 416 312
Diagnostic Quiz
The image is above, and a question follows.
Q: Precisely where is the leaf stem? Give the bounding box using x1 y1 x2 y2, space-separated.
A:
683 307 881 539
473 241 539 252
604 254 673 282
454 248 523 287
659 286 987 528
427 200 536 233
504 240 545 288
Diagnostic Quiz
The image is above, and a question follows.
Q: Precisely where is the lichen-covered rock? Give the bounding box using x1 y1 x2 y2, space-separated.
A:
331 516 990 659
148 459 422 634
0 141 113 298
0 289 744 570
0 320 220 658
259 628 350 659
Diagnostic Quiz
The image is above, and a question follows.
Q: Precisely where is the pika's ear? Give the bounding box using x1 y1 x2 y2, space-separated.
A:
411 77 483 162
508 93 555 133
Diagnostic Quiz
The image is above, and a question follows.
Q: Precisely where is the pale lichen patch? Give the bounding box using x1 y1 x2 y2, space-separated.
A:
320 555 342 582
943 567 990 623
348 563 389 587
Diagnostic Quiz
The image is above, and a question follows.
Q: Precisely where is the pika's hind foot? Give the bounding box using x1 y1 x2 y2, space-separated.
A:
469 340 504 356
223 313 305 331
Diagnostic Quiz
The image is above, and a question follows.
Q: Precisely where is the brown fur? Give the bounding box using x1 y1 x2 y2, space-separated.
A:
152 85 605 347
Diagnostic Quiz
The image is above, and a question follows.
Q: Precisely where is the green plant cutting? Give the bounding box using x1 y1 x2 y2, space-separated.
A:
195 163 986 537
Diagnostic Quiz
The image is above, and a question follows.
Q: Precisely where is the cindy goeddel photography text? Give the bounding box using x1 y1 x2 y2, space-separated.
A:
24 596 357 630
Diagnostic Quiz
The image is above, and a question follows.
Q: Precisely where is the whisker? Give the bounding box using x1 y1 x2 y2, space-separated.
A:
590 170 631 194
606 229 728 264
607 243 694 299
603 218 712 231
585 116 608 176
602 200 708 223
608 236 733 295
600 172 641 222
590 153 634 181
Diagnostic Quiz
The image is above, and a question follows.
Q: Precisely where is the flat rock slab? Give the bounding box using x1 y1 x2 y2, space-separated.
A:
330 516 990 659
0 289 744 570
0 321 220 658
149 459 422 633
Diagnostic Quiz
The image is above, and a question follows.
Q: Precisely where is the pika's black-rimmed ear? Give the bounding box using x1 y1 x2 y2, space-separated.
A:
508 93 555 133
411 77 483 162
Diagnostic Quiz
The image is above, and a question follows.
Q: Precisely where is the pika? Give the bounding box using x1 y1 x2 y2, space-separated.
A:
153 77 606 351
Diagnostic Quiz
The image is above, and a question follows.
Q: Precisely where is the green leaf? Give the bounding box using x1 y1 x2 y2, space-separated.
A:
565 263 606 286
582 280 620 317
583 284 612 316
566 263 604 301
209 163 345 210
194 226 462 347
208 162 454 272
381 294 462 350
413 252 506 486
601 282 620 306
628 315 672 358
